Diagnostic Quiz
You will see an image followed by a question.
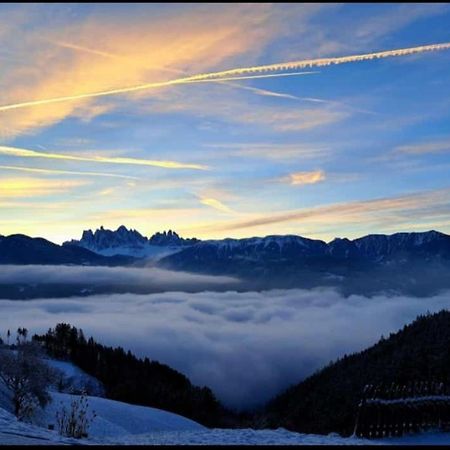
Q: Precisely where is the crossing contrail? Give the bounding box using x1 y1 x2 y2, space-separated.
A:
184 42 450 81
0 42 448 113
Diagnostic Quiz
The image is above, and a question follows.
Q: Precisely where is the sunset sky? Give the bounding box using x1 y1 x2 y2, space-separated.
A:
0 3 450 243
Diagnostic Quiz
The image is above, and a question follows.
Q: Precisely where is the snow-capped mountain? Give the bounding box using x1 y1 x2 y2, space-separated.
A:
159 230 450 293
64 226 199 259
162 230 450 266
62 227 450 272
352 230 450 261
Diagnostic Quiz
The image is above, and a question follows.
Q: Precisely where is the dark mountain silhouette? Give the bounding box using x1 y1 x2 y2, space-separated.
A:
0 234 133 265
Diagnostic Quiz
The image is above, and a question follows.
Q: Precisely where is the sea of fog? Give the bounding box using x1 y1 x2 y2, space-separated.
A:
1 265 450 410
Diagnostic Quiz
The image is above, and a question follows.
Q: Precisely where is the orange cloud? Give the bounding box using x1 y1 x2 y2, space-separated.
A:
288 170 326 185
0 4 279 138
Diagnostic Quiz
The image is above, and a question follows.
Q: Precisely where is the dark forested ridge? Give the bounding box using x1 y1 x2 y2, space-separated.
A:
0 234 134 266
32 324 232 428
259 309 450 436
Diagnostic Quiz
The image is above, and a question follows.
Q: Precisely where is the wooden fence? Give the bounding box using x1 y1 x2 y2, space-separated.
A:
353 381 450 438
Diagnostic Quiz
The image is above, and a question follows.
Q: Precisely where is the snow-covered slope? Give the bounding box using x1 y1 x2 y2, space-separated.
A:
2 400 450 446
0 357 205 444
0 406 77 445
39 392 205 439
45 359 105 397
94 428 374 445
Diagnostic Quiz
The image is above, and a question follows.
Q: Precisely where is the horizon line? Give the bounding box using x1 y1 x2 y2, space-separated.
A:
1 225 445 247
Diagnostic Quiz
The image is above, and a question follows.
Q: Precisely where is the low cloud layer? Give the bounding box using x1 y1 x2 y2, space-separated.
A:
0 265 239 292
1 286 450 410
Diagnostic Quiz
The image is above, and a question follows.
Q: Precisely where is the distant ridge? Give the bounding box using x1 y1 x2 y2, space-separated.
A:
1 228 450 296
0 233 133 266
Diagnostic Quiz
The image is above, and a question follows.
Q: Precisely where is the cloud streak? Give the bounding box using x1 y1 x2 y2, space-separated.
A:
185 187 450 235
0 177 88 198
394 138 450 155
0 165 138 180
0 42 448 113
200 197 235 214
0 265 239 291
0 146 208 171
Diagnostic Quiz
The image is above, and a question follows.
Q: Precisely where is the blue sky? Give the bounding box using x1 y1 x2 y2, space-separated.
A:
0 3 449 243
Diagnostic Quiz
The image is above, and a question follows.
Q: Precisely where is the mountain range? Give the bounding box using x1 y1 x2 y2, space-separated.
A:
1 226 450 295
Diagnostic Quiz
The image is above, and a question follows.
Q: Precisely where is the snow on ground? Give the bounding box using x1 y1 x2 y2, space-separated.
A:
37 392 205 439
92 429 374 445
2 399 450 446
0 406 78 445
45 358 104 396
377 430 450 445
1 357 450 445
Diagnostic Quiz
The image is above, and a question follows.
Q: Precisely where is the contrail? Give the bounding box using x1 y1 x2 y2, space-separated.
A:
186 42 450 81
50 39 185 75
0 42 449 113
0 165 139 179
0 73 316 113
222 82 376 115
184 71 318 83
0 146 208 170
52 40 119 59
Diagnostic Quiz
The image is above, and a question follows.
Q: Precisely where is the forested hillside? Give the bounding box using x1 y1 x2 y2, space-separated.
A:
33 324 232 428
260 310 450 436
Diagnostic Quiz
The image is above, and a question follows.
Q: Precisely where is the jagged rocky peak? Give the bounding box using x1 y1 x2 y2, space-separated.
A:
64 226 200 255
149 230 199 246
65 225 148 251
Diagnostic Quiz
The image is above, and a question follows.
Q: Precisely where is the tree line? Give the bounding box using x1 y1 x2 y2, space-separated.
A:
258 309 450 436
32 323 232 427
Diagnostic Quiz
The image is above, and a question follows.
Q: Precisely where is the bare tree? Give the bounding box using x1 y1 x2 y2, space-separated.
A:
0 342 57 420
56 392 96 439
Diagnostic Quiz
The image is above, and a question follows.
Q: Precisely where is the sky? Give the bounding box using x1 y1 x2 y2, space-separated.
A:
0 3 450 244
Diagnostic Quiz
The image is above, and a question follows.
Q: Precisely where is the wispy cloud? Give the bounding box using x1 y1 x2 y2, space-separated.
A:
0 145 207 170
0 164 138 179
0 177 88 198
200 197 235 214
0 3 282 137
239 108 348 132
394 138 450 155
183 187 450 236
206 143 331 162
220 80 376 115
